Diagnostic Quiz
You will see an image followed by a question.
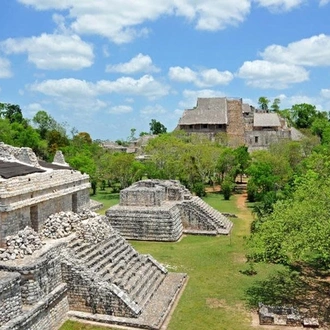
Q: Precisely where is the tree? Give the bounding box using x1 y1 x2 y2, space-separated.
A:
149 119 167 135
248 170 330 269
128 128 136 141
290 103 327 129
258 97 270 111
270 98 280 112
4 104 23 123
234 146 250 182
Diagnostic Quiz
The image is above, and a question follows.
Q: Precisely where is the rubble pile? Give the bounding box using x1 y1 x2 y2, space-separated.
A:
75 216 113 243
0 227 43 261
41 210 99 239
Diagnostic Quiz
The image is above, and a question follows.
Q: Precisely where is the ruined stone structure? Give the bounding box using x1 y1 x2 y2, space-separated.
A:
106 180 233 241
0 144 187 330
0 144 90 246
176 97 302 150
258 303 319 328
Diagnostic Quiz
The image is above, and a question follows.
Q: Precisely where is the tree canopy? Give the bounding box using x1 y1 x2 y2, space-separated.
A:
149 119 167 135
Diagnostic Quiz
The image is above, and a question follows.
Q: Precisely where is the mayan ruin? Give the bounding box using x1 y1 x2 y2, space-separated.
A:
106 179 233 241
176 97 303 151
0 143 187 330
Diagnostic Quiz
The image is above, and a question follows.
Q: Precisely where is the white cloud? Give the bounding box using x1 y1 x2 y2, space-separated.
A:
140 104 167 115
28 75 168 114
179 89 225 108
18 0 252 43
254 0 304 12
109 105 133 114
319 0 330 5
175 0 251 31
198 69 233 87
29 78 97 97
320 89 330 99
169 66 198 83
106 53 159 74
169 66 233 87
278 94 324 110
30 76 169 100
1 33 94 70
0 58 12 78
261 34 330 67
102 45 110 58
237 60 309 89
96 75 169 99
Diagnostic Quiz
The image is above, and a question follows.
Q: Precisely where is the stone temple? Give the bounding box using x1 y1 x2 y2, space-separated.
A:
106 179 233 241
0 143 186 330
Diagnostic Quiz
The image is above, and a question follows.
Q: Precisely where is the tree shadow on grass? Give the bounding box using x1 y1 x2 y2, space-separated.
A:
245 267 330 326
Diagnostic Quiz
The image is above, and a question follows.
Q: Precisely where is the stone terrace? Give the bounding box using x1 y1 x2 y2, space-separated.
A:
106 179 233 241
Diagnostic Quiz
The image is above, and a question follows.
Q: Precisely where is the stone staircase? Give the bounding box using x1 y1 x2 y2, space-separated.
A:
183 196 233 234
65 230 167 314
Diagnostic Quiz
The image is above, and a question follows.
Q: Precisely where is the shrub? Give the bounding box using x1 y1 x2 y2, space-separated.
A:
193 182 206 197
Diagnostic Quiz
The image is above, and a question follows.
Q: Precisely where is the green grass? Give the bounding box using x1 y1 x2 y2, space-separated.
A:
61 192 282 330
89 188 119 215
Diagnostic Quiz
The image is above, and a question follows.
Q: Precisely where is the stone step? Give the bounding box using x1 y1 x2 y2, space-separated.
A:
84 239 125 270
113 250 139 279
115 256 146 288
100 244 132 279
83 238 120 266
125 262 153 295
74 234 120 260
129 264 159 301
133 270 164 307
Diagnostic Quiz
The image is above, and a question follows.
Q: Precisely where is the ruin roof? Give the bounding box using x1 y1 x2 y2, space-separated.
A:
0 160 45 179
242 103 252 113
178 97 228 125
253 113 281 127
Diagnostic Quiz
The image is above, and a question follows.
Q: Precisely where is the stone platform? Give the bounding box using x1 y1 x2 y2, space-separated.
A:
106 180 233 241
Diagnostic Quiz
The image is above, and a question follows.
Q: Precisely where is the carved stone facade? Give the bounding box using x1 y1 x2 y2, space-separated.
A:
106 180 233 241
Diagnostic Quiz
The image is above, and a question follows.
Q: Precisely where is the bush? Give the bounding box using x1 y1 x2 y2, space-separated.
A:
221 180 233 200
192 182 206 197
247 182 258 202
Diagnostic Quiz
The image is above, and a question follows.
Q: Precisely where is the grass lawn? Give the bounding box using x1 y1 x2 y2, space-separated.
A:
89 188 119 215
60 191 283 330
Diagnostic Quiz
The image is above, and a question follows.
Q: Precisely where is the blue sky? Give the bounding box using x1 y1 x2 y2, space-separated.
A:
0 0 330 141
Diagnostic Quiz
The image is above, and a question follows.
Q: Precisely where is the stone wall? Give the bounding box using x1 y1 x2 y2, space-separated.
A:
61 262 137 318
246 130 291 152
226 99 246 147
0 240 66 305
107 180 233 240
0 170 90 246
0 272 22 326
108 204 183 241
1 284 69 330
120 186 165 207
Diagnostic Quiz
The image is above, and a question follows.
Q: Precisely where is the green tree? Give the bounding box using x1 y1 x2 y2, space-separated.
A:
258 97 270 111
248 170 330 269
270 98 280 112
149 119 167 135
290 103 327 129
234 146 250 182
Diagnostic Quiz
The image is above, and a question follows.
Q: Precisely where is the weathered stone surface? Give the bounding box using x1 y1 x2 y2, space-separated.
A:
0 227 43 261
106 179 233 241
0 144 187 330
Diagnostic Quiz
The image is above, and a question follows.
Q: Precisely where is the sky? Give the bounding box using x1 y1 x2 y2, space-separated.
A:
0 0 330 141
